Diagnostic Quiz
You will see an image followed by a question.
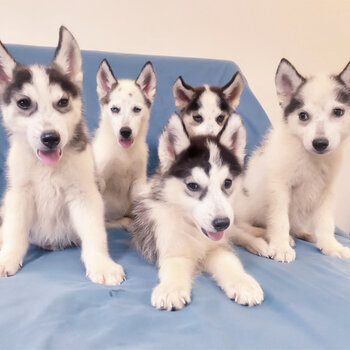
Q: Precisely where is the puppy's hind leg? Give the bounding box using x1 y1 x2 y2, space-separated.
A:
204 247 264 306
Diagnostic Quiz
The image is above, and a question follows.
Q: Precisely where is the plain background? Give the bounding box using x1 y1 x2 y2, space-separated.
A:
1 0 350 232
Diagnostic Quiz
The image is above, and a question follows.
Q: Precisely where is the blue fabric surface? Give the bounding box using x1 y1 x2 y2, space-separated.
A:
0 45 349 349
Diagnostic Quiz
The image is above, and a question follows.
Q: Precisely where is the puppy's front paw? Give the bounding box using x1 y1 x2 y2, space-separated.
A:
223 274 264 306
245 237 270 257
86 257 125 285
320 242 350 259
151 283 191 311
0 251 22 277
269 244 296 263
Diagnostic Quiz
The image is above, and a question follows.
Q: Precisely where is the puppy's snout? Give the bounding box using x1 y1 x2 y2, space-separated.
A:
312 138 329 153
120 127 132 139
40 131 61 149
212 217 230 231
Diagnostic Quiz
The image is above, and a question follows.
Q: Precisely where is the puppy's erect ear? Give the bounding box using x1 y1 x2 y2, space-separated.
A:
0 41 17 89
158 113 190 173
275 58 305 108
173 76 195 110
221 71 245 110
136 61 156 103
337 61 350 89
51 26 82 84
218 114 246 165
96 59 117 100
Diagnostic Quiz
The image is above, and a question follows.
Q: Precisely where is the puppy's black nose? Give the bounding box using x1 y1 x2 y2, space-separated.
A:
40 131 60 149
312 138 329 153
120 127 132 139
212 217 230 231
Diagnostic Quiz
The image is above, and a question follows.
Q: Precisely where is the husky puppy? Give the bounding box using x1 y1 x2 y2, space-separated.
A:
236 58 350 262
0 27 125 284
172 73 269 256
93 60 156 227
131 114 264 311
172 72 244 137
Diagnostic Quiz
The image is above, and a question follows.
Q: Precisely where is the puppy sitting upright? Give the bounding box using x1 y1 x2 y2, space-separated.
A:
0 27 125 285
93 60 156 227
131 114 264 311
236 59 350 262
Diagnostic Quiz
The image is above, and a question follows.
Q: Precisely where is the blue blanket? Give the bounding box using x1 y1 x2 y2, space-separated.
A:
0 45 349 350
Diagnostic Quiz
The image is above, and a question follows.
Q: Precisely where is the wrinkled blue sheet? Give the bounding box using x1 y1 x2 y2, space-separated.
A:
0 45 349 349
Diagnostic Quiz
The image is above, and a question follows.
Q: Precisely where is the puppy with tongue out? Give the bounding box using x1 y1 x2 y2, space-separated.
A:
130 114 264 311
37 131 62 166
93 59 157 228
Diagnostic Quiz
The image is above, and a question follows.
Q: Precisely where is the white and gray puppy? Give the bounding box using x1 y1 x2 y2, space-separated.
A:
131 113 264 311
173 72 244 137
93 60 156 227
236 58 350 262
0 27 125 285
172 73 269 256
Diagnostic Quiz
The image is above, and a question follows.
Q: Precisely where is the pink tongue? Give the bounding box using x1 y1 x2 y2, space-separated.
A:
119 138 134 148
38 150 60 166
206 230 224 241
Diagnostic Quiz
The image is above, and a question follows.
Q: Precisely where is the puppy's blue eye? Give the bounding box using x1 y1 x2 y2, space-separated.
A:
193 115 203 123
299 112 309 122
187 182 200 191
133 107 141 113
224 179 232 189
111 107 120 113
57 98 69 107
333 108 344 117
216 115 225 124
17 98 31 110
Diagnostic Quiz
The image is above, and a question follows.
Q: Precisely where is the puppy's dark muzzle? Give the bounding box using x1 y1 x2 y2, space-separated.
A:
40 131 61 149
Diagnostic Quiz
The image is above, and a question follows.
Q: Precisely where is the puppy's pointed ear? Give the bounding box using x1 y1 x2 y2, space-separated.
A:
337 61 350 89
136 61 156 103
275 58 305 108
0 41 17 89
173 77 195 110
51 26 82 84
158 113 190 173
221 71 244 109
96 59 117 100
218 114 246 165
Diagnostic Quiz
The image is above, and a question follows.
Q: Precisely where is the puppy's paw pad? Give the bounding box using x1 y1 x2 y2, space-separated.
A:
269 245 296 263
0 252 22 277
224 275 264 306
87 259 125 286
151 283 191 311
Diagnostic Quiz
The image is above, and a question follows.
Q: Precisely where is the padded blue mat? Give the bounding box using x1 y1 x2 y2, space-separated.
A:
0 44 349 349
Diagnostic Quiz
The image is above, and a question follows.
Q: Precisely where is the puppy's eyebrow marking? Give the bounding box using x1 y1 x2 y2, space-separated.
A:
4 68 32 104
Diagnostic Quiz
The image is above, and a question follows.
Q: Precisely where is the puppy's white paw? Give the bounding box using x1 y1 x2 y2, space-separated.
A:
320 242 350 259
0 251 22 277
245 237 270 257
151 283 191 311
223 274 264 306
269 244 296 263
86 257 125 285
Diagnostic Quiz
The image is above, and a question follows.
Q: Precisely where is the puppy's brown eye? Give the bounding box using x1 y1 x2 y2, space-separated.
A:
299 112 309 122
17 98 31 110
193 115 203 123
111 107 120 113
333 108 344 117
216 115 225 124
187 182 201 191
57 98 69 107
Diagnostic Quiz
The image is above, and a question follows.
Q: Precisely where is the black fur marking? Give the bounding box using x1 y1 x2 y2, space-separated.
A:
336 88 350 106
284 97 304 118
210 86 231 112
47 67 80 97
3 67 32 104
130 199 158 263
68 120 89 152
183 86 205 113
